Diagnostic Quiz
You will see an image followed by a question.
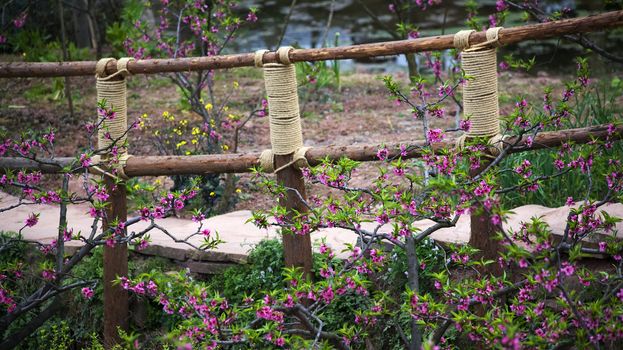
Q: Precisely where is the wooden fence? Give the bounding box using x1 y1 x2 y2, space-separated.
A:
1 10 622 347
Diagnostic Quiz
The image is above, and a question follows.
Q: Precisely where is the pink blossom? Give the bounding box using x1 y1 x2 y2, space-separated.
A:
473 180 493 197
13 12 27 28
321 286 335 303
459 119 471 132
246 11 258 22
490 214 501 226
79 153 92 167
136 239 149 250
427 128 444 143
25 213 38 227
565 197 574 206
376 147 389 161
598 241 607 253
41 270 56 281
81 287 94 299
174 199 184 210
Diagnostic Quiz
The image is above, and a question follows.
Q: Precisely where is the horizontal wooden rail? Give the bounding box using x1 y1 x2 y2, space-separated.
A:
1 124 620 176
1 11 622 78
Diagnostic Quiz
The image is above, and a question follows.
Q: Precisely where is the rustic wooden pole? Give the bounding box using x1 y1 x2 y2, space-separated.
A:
469 161 503 276
102 176 128 348
0 11 621 78
275 154 313 279
262 61 313 279
96 71 130 348
1 124 621 176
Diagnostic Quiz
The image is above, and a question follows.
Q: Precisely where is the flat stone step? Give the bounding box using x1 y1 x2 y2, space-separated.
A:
1 192 621 271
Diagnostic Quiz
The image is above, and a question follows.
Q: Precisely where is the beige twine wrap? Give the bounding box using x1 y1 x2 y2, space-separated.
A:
455 27 507 154
93 57 134 179
256 46 311 173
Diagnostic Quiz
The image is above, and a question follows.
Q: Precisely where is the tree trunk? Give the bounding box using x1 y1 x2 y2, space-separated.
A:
72 0 92 48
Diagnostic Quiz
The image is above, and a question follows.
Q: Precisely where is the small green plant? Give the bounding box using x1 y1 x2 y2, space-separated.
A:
28 320 74 350
499 77 623 207
208 239 285 302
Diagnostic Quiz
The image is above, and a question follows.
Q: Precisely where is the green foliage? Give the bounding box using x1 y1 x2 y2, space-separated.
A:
10 28 91 103
1 237 177 348
29 320 74 350
499 78 623 207
209 239 285 301
105 0 145 57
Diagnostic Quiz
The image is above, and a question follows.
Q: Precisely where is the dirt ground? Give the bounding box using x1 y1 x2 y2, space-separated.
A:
0 66 569 214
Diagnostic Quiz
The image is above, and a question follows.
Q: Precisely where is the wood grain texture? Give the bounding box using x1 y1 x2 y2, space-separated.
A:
469 161 503 276
103 177 129 348
274 154 313 280
0 11 621 78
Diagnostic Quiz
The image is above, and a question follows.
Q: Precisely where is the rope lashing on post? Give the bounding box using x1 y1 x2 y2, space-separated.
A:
454 27 507 155
91 57 134 180
255 47 311 173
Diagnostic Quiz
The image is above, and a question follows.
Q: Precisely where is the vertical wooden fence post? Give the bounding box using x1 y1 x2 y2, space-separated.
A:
261 51 313 279
103 176 128 347
456 29 504 275
274 155 313 278
469 162 502 276
95 59 130 347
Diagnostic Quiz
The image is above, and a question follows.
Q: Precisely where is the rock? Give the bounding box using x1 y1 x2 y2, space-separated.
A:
3 190 622 265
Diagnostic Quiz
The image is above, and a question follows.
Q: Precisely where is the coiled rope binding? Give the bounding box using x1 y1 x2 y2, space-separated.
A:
92 57 134 180
454 27 507 154
256 47 311 173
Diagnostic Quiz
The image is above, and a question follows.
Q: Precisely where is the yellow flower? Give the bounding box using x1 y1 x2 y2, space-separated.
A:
205 103 213 111
210 192 215 197
141 113 148 119
180 119 188 127
235 188 242 194
185 151 191 155
162 111 174 122
222 144 229 151
191 139 198 145
133 184 140 190
223 106 229 111
154 130 160 136
233 81 239 89
155 179 162 185
176 140 187 149
191 127 200 135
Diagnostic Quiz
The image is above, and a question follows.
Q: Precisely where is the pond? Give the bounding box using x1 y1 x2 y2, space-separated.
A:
233 0 622 75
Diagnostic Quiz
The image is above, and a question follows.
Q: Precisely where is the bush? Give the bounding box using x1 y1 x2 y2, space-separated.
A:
499 77 623 207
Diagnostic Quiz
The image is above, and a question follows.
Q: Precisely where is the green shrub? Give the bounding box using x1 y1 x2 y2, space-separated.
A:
499 78 623 207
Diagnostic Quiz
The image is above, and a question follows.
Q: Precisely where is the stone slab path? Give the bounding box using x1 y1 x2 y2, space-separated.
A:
1 192 621 273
